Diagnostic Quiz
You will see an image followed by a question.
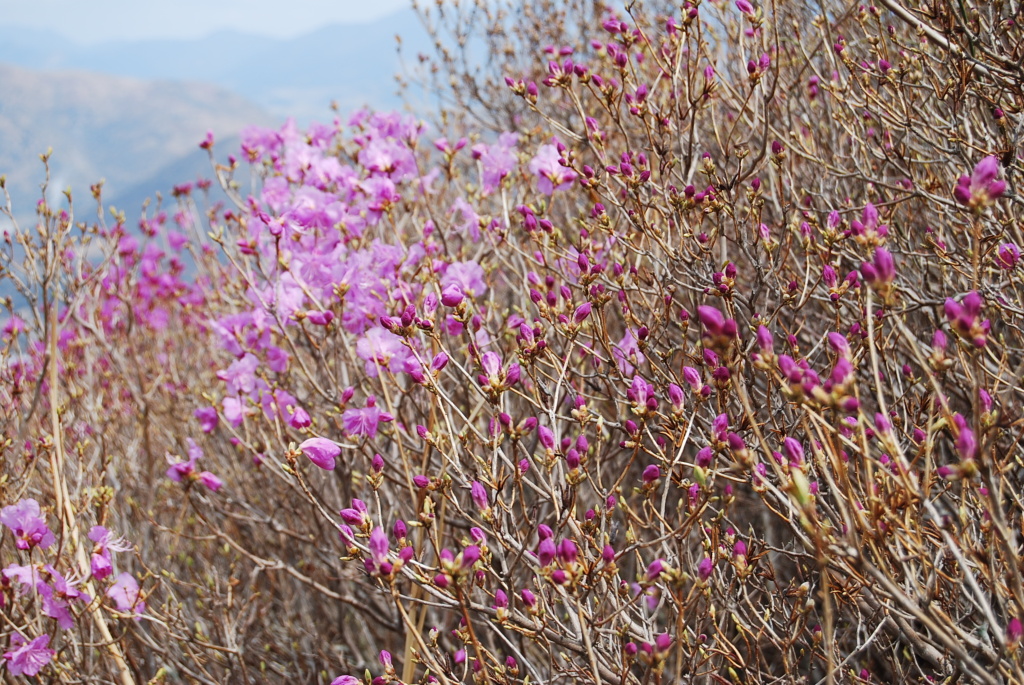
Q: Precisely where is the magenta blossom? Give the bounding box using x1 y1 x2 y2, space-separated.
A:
165 439 222 491
342 396 393 438
106 572 145 618
529 143 577 194
475 131 518 195
88 525 132 581
996 242 1020 270
1 499 55 551
367 526 390 574
944 291 990 347
331 677 360 685
298 437 342 470
3 634 55 676
954 156 1006 209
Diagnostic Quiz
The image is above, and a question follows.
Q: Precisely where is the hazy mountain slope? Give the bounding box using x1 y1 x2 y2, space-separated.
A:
0 10 429 119
0 63 276 219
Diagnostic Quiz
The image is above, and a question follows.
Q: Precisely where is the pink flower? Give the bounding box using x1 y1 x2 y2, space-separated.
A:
342 396 393 438
696 557 712 581
476 132 518 195
165 439 221 491
299 437 341 470
449 197 481 242
997 242 1020 270
356 326 414 377
441 261 487 297
2 315 25 337
340 499 370 527
1 499 55 551
194 406 218 433
612 328 646 374
331 677 360 685
368 526 390 574
3 634 55 676
106 572 145 618
471 481 489 510
954 156 1006 209
216 353 259 395
529 143 577 195
945 291 990 347
88 525 131 581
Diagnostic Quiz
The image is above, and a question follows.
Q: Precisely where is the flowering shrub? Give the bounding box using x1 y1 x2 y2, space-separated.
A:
3 0 1024 683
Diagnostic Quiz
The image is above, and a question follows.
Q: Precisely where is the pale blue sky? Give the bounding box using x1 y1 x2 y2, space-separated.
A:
0 0 409 43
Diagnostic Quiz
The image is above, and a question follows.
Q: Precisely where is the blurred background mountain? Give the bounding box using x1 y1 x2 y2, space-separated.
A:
0 7 428 223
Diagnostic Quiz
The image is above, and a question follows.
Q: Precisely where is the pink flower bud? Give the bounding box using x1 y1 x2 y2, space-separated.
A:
298 438 341 470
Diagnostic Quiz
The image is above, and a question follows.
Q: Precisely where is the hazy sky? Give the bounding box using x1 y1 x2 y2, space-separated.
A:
0 0 410 43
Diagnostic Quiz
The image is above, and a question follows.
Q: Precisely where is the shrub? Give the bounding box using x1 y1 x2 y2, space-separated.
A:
2 0 1024 683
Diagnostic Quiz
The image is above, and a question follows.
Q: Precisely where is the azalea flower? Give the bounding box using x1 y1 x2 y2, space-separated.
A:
954 156 1006 209
88 526 132 581
1 499 55 551
3 634 55 676
298 437 341 470
165 439 222 491
475 131 518 195
529 143 577 194
342 396 393 438
106 572 145 618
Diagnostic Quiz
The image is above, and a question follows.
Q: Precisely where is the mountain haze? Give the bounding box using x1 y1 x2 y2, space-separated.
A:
0 10 427 121
0 62 276 221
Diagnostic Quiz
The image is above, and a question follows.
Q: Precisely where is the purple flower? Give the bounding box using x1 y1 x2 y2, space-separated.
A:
368 526 390 573
88 525 131 581
697 306 738 340
471 481 490 510
537 538 557 566
1 499 55 551
216 353 259 395
529 143 577 195
194 406 219 433
461 545 481 569
1008 618 1023 645
783 437 804 465
698 557 714 580
735 0 755 14
331 677 361 685
954 414 977 462
3 634 55 676
106 572 145 618
440 283 465 307
442 261 487 298
342 396 393 438
945 291 990 347
860 247 896 292
476 132 518 195
340 499 370 527
287 406 311 429
997 242 1020 270
954 156 1006 208
573 302 592 324
612 328 646 374
299 437 341 470
642 464 661 484
558 539 578 564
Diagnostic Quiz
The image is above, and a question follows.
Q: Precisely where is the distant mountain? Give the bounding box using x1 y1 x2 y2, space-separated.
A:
0 62 277 222
0 10 433 225
0 9 429 121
